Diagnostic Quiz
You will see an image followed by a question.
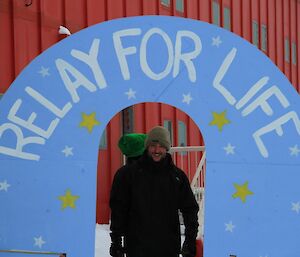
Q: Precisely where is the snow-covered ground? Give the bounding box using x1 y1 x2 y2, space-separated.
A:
94 224 186 257
95 224 111 257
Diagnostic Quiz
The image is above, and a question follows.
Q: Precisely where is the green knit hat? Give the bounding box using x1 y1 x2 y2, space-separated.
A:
118 133 147 157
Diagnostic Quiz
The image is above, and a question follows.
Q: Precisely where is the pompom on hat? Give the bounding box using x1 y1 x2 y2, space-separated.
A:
118 133 147 157
145 126 171 151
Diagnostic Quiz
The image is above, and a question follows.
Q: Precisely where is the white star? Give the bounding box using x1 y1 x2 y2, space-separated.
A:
0 180 11 192
34 236 46 248
289 144 300 156
259 255 268 257
125 88 136 99
223 143 235 155
182 93 193 105
212 36 222 47
225 221 235 232
38 66 50 77
291 202 300 214
62 146 73 157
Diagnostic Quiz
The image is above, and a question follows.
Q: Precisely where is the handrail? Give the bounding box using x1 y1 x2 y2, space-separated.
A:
190 150 206 188
169 146 205 152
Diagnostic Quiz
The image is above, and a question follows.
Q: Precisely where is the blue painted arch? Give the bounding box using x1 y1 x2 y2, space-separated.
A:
0 16 299 257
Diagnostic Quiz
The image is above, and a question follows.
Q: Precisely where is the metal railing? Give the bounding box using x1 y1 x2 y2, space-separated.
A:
169 146 206 239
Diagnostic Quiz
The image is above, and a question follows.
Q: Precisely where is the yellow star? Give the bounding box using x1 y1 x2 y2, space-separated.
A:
58 189 79 209
232 181 254 203
209 110 230 131
79 112 100 133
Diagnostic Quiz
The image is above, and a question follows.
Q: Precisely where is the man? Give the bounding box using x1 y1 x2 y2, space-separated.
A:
109 126 199 257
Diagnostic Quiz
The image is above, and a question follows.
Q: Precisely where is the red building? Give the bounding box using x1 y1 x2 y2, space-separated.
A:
0 0 299 225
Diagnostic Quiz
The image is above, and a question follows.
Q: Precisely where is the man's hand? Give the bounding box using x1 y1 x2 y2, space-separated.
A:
109 233 125 257
109 243 125 257
181 238 196 257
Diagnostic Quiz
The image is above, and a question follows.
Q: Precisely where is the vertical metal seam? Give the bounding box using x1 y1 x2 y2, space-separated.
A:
11 0 17 78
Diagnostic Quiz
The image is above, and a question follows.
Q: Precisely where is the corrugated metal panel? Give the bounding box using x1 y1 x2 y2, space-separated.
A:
142 0 158 15
145 102 161 131
65 0 87 32
13 0 41 75
232 0 242 36
0 0 14 93
199 0 210 22
241 0 252 42
267 0 277 63
87 0 106 25
283 0 291 79
290 0 298 87
260 0 267 52
186 0 199 20
133 103 146 133
297 1 300 92
275 0 284 72
40 0 65 51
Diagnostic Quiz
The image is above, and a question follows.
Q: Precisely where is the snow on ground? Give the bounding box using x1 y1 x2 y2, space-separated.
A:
95 224 111 257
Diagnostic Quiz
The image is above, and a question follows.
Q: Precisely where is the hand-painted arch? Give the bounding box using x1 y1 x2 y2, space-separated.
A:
0 16 299 257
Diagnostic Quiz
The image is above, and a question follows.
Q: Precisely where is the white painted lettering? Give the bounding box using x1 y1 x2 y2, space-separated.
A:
173 30 202 82
140 28 174 80
25 87 72 118
236 76 269 110
213 48 237 105
253 111 300 158
241 86 290 117
8 99 59 139
71 39 107 89
113 28 142 80
0 123 44 161
56 58 97 103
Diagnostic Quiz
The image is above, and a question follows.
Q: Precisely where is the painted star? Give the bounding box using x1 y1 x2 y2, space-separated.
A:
62 146 73 157
232 181 254 203
289 144 300 156
291 202 300 214
125 88 136 99
79 112 100 133
34 236 46 248
0 180 11 192
38 66 50 77
223 143 235 155
58 189 79 209
209 110 231 132
212 36 222 47
182 93 193 105
225 221 235 232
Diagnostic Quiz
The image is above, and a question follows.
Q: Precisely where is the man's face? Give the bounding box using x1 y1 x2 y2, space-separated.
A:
147 142 167 162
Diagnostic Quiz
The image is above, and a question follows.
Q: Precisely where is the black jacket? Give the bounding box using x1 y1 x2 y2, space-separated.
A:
109 152 199 257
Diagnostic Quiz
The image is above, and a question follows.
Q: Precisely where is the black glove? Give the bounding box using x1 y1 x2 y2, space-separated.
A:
110 233 125 257
110 243 125 257
181 238 196 257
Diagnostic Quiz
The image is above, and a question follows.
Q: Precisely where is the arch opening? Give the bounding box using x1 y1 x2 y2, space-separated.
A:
94 101 206 257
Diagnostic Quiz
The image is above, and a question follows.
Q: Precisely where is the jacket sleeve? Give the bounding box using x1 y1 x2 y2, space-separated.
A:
179 171 199 240
109 166 131 237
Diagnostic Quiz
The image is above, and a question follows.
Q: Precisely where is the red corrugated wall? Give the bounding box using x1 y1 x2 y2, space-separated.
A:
0 0 299 224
